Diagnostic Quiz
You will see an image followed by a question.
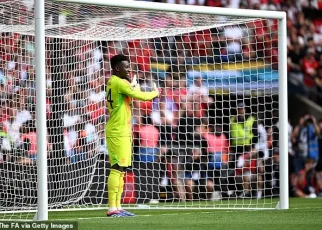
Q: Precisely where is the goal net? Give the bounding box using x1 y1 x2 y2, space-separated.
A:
0 0 286 219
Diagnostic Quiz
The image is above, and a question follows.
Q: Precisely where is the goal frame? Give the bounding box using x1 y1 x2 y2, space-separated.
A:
33 0 288 220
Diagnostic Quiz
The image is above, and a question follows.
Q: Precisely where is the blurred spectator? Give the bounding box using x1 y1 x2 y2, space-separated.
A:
151 86 179 146
229 102 258 157
164 0 205 5
134 116 161 163
139 73 154 93
205 0 223 7
314 119 322 197
163 75 175 98
235 150 264 199
200 124 229 170
20 66 36 97
128 40 156 73
255 116 269 160
183 30 213 63
293 114 320 173
63 105 81 130
180 120 209 198
227 0 241 8
198 123 230 199
178 103 202 148
264 148 280 197
242 42 256 61
96 116 108 155
63 124 78 164
183 144 211 200
4 98 32 146
288 42 304 85
186 76 213 122
0 101 9 124
314 65 322 105
296 158 318 198
0 122 11 163
72 117 98 163
18 120 37 165
87 78 105 122
133 116 166 203
151 86 178 127
187 76 210 103
0 82 8 102
269 114 297 196
310 23 322 51
302 48 319 88
81 116 98 158
173 76 188 108
88 78 105 104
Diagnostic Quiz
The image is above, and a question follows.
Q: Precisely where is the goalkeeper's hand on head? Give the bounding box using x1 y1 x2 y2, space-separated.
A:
130 75 138 88
130 75 141 91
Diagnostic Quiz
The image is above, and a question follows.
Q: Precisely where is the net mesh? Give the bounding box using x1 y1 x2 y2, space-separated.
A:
1 1 257 39
0 0 280 219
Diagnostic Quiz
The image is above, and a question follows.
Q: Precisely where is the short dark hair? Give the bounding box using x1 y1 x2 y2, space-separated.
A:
110 54 129 69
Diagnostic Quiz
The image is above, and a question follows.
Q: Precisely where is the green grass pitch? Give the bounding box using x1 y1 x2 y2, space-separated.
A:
47 198 322 230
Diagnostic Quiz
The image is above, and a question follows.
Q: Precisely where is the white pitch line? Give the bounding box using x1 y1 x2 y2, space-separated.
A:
56 211 237 221
54 207 320 221
291 207 321 210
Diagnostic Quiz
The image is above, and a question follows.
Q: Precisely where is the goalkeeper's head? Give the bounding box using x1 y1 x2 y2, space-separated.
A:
110 54 130 80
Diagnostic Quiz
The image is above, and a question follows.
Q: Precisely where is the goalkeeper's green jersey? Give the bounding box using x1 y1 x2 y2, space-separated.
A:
105 75 158 137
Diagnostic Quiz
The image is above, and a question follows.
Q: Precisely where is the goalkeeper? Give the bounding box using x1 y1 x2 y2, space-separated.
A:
105 54 160 217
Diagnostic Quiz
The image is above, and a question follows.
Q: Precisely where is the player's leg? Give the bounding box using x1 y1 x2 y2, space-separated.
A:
115 137 130 211
206 179 215 200
110 163 135 217
241 172 252 198
185 176 194 200
106 137 128 217
116 169 125 210
113 137 136 217
256 160 264 199
107 168 123 217
256 174 263 199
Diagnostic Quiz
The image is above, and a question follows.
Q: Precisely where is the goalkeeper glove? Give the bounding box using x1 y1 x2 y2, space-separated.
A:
130 75 138 88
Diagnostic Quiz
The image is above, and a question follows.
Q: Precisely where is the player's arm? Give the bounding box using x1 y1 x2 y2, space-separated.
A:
119 79 159 101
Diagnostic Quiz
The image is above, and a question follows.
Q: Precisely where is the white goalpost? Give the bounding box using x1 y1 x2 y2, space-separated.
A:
35 0 48 221
0 0 288 221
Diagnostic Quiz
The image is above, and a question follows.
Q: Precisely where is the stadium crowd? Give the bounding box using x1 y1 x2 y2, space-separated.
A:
0 0 322 204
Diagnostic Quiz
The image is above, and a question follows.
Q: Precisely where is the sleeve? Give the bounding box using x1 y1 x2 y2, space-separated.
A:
118 79 158 101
